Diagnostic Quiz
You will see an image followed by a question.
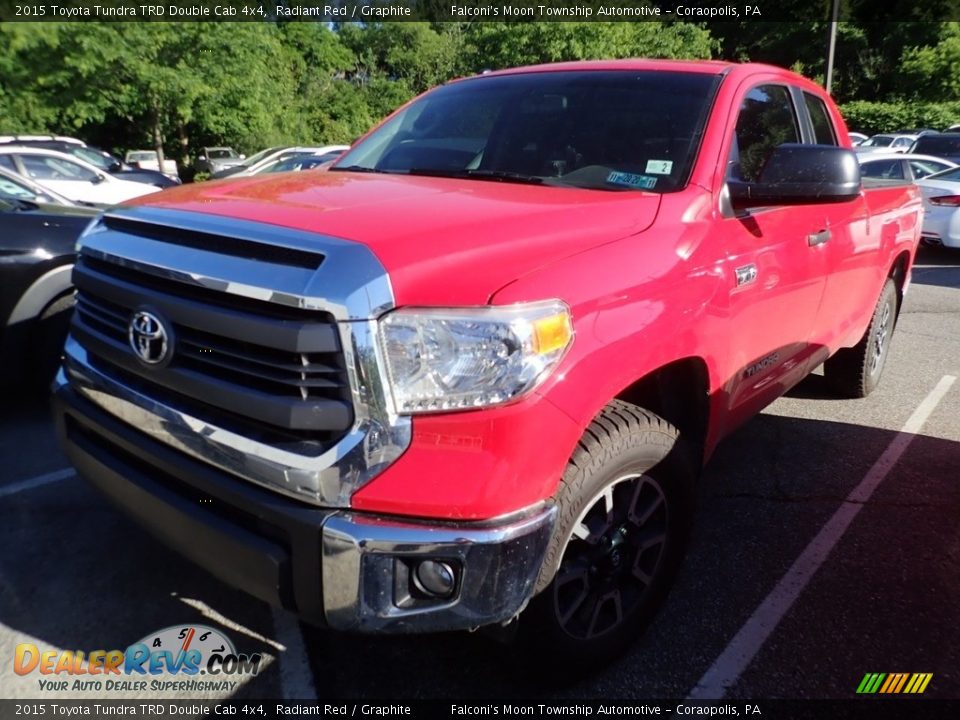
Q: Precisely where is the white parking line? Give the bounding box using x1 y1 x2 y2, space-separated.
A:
178 596 285 652
0 468 74 498
688 374 957 700
271 608 318 701
178 597 317 700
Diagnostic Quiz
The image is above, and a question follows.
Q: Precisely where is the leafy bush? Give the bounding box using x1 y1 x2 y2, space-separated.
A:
839 101 960 134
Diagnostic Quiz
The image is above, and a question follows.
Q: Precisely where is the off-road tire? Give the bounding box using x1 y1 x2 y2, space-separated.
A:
824 279 898 399
518 400 697 669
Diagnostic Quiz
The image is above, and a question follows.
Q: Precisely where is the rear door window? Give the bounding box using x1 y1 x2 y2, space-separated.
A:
803 93 837 145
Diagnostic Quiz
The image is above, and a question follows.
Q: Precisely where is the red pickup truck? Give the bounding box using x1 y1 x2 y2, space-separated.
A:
55 60 922 662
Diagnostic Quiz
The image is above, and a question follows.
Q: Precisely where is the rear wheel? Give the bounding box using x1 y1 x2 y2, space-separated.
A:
824 279 898 398
519 400 696 667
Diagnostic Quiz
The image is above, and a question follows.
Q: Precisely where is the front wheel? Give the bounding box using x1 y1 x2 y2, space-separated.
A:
518 400 697 667
824 279 898 398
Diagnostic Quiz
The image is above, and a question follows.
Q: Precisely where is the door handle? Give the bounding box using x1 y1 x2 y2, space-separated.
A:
808 229 831 246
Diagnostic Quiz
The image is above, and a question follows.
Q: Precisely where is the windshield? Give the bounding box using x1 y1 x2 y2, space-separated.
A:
208 148 238 159
863 136 894 147
925 166 960 182
0 170 66 204
241 146 283 167
70 146 114 170
333 70 720 192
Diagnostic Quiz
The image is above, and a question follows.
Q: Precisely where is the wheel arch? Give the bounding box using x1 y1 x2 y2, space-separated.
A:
887 250 911 321
611 356 712 469
6 262 74 326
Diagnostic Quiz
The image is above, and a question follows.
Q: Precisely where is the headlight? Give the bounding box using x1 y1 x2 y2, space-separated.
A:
379 300 573 414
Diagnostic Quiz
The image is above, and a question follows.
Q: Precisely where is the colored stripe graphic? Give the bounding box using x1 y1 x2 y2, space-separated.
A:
892 673 909 694
857 673 933 694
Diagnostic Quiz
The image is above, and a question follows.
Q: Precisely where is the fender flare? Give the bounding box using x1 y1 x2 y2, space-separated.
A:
6 263 74 326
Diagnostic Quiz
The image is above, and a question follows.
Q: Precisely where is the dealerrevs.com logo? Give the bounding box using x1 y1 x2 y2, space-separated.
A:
14 624 262 693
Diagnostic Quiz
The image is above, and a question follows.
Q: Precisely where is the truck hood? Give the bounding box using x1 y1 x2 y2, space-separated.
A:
126 171 661 305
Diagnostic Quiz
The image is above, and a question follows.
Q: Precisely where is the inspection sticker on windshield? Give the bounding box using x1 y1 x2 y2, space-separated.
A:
606 171 657 189
645 160 673 175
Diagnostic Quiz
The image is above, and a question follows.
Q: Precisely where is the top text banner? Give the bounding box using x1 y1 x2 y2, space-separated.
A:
1 0 953 23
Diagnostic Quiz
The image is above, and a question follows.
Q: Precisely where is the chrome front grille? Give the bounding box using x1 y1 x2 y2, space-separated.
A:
62 207 411 507
71 255 354 437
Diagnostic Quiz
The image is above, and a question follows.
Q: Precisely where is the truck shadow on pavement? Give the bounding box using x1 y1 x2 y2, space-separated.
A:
913 245 960 289
2 395 958 699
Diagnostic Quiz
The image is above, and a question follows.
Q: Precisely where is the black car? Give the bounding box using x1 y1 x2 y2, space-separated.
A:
910 134 960 163
0 139 179 189
0 174 98 387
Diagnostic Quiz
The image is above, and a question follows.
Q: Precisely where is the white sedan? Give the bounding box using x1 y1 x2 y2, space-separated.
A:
856 134 919 154
916 166 960 249
0 146 160 205
857 153 957 182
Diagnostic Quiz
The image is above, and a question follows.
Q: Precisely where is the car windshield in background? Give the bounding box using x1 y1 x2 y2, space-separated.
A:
333 70 721 192
70 146 114 170
239 146 282 167
266 155 331 173
862 136 895 147
208 148 238 159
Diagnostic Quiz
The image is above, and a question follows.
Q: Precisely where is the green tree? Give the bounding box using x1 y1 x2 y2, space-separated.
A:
900 22 960 100
462 22 717 70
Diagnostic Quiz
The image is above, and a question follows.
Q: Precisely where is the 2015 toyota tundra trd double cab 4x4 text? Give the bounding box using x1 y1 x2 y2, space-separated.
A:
55 60 922 661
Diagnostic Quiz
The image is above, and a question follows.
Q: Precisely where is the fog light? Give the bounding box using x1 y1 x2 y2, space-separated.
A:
413 560 456 598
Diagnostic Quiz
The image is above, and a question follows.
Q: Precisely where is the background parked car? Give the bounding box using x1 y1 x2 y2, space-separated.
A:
856 134 918 153
909 133 960 163
0 166 78 206
0 136 178 188
0 147 161 205
857 152 958 182
195 147 244 175
0 183 97 387
915 166 960 248
251 146 350 174
124 150 180 181
210 146 301 178
848 132 868 145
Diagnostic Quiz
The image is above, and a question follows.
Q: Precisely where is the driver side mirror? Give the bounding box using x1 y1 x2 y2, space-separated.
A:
728 144 861 210
91 174 106 185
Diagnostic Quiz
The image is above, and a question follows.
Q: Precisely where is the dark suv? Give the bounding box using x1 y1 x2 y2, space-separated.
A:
0 167 97 387
910 134 960 163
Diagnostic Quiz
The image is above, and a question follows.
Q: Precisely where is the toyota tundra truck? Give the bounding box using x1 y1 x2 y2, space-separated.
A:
54 60 922 661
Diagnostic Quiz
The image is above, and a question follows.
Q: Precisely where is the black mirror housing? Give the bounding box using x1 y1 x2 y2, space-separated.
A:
729 144 861 210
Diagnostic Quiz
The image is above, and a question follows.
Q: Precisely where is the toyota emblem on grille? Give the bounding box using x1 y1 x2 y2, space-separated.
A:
128 310 171 366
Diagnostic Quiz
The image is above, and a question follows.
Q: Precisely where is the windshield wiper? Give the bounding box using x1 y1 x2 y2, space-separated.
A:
406 168 544 185
329 165 395 174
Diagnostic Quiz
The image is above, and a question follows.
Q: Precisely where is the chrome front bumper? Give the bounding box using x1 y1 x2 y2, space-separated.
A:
55 370 556 632
321 506 556 632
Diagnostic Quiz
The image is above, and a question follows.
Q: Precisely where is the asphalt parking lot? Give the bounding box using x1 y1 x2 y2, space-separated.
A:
2 246 958 703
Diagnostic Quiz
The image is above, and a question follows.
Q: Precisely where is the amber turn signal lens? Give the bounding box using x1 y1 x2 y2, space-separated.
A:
532 312 573 356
